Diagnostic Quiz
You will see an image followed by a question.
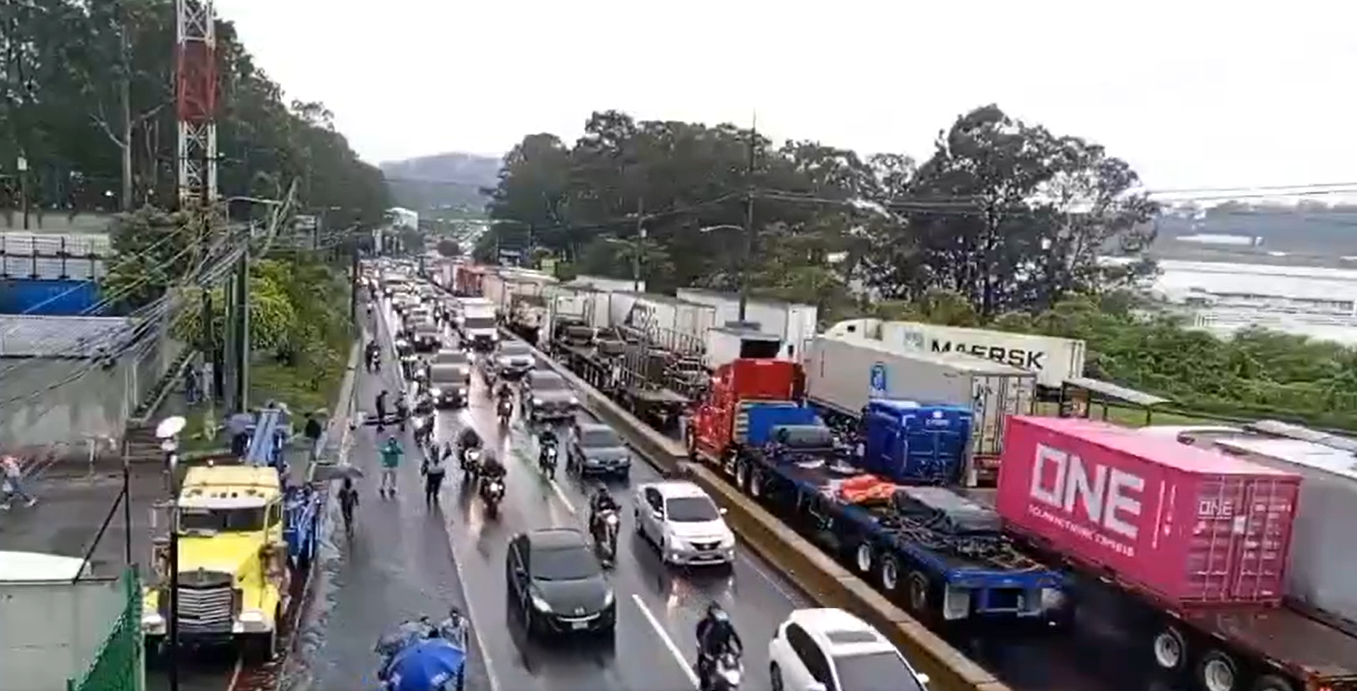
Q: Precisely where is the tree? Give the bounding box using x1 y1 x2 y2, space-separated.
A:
436 237 461 258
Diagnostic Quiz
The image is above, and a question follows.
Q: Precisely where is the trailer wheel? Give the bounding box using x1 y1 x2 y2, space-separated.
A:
1249 675 1294 691
749 469 765 500
905 570 931 614
1151 627 1187 671
734 461 750 493
1198 650 1239 691
853 544 873 575
877 554 901 592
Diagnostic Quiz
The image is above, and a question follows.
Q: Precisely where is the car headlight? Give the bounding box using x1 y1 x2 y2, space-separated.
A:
568 396 579 405
719 534 736 548
530 592 552 612
533 398 543 406
602 590 615 608
490 333 499 341
526 357 536 366
430 388 443 396
395 339 408 347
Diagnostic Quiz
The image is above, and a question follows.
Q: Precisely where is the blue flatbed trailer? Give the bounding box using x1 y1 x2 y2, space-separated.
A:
695 400 1060 623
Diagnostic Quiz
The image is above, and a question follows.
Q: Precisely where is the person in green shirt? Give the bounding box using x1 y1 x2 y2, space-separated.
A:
379 436 403 497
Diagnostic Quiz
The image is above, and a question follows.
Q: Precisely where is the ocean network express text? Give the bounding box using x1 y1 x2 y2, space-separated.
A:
1027 443 1144 558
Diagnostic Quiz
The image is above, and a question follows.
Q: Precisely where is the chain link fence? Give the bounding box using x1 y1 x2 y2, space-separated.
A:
65 568 145 691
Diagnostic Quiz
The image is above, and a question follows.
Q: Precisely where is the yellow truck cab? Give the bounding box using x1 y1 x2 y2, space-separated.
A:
142 464 291 661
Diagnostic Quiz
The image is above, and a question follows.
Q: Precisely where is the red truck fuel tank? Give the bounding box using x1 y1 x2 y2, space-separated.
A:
996 416 1301 608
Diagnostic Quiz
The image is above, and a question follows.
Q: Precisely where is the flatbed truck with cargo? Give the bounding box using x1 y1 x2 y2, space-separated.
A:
995 416 1357 691
686 357 1061 623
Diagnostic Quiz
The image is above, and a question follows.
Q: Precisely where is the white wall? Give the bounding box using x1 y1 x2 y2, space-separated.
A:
0 578 127 689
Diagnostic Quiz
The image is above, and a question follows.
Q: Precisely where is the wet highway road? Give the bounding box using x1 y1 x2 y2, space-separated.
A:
289 294 807 691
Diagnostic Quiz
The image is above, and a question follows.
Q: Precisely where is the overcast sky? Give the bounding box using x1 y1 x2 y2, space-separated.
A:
215 1 1354 192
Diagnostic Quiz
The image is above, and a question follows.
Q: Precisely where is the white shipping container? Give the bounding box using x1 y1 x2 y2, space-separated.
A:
676 289 817 360
879 321 1086 390
606 292 640 329
804 334 1036 470
483 273 509 312
568 275 642 293
1206 437 1357 628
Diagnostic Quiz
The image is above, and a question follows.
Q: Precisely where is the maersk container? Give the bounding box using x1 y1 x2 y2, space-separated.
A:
996 416 1301 607
1206 436 1357 628
877 321 1087 390
804 334 1036 479
676 288 817 361
0 279 103 316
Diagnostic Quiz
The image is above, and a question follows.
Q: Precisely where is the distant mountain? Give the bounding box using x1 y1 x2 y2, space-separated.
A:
380 153 501 216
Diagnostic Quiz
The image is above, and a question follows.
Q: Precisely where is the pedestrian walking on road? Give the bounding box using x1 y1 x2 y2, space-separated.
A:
227 411 253 458
337 477 359 536
374 390 389 433
379 436 403 497
303 412 324 461
184 365 201 405
1 455 37 510
422 446 446 507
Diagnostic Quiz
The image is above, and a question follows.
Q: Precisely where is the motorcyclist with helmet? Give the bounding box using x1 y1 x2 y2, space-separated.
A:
696 602 743 690
588 486 620 542
479 449 506 482
365 339 381 373
538 427 559 471
394 395 410 432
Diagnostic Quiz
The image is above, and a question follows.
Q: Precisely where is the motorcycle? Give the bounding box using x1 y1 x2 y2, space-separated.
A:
538 444 558 478
412 415 432 449
459 447 481 481
366 349 381 373
696 650 743 691
480 477 505 517
592 509 619 566
496 397 513 426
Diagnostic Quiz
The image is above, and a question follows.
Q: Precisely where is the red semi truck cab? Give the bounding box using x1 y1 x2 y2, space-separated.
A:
688 358 804 460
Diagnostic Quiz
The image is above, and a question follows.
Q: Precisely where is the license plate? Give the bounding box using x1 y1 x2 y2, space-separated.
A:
571 621 588 630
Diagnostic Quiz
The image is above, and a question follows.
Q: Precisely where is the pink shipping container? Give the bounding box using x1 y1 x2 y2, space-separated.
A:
996 416 1301 608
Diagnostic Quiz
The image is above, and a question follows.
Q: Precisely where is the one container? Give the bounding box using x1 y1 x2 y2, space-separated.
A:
804 334 1036 475
567 275 642 293
676 288 818 361
1207 436 1357 627
880 321 1087 391
996 416 1300 607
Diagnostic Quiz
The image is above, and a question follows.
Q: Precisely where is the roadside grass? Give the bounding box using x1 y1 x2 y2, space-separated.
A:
1032 401 1220 428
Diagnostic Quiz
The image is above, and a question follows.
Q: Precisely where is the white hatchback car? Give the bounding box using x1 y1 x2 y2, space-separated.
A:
768 608 930 691
632 480 735 565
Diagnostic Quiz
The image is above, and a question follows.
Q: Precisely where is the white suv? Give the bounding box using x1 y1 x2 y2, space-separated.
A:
768 608 929 691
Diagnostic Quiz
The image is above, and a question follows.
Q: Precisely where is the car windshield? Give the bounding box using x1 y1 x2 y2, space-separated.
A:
833 651 924 691
499 344 531 356
464 317 495 329
665 496 720 522
532 375 566 391
532 546 600 581
179 506 266 533
435 353 469 365
580 428 621 448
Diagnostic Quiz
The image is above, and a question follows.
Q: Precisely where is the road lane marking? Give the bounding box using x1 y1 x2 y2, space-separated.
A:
548 478 577 514
631 593 700 688
225 654 243 691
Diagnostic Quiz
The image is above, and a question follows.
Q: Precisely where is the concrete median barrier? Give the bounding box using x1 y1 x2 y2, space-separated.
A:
516 333 1011 691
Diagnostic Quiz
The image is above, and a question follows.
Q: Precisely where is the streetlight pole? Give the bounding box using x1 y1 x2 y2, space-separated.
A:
741 114 758 323
699 224 751 325
155 415 187 691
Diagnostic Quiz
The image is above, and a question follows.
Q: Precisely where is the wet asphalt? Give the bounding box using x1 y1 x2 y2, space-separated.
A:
285 295 806 691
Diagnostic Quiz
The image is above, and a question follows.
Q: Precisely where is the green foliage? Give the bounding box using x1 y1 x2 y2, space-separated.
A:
103 205 212 310
436 237 461 258
1 0 391 222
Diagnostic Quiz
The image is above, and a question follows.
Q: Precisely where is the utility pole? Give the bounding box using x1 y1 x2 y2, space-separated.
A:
632 198 645 292
231 245 249 412
739 114 757 322
201 289 219 400
17 155 29 231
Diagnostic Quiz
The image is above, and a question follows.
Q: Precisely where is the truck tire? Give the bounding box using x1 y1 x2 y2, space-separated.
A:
1151 626 1187 672
876 554 902 593
1197 650 1239 691
1250 675 1295 691
905 570 931 616
853 544 873 575
734 461 750 493
748 469 765 500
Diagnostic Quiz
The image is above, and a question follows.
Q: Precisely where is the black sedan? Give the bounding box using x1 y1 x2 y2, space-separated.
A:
505 529 616 636
566 422 632 478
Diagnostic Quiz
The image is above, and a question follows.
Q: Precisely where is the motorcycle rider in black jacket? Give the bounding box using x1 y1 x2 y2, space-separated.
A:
696 602 743 690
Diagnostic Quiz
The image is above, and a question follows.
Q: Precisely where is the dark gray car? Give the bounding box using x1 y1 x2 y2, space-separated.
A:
566 423 631 477
521 370 578 421
428 363 470 408
414 322 442 352
491 342 535 379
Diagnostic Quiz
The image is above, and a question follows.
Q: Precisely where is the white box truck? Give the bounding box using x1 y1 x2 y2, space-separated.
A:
457 297 499 351
676 288 817 362
827 319 1085 390
804 333 1036 485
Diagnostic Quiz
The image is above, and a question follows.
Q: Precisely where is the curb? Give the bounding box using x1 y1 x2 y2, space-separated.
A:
512 330 1011 691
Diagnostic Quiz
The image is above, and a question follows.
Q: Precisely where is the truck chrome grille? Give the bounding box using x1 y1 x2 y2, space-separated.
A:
175 581 235 633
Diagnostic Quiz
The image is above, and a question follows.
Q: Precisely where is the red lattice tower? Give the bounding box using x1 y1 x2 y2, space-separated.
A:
175 0 218 206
